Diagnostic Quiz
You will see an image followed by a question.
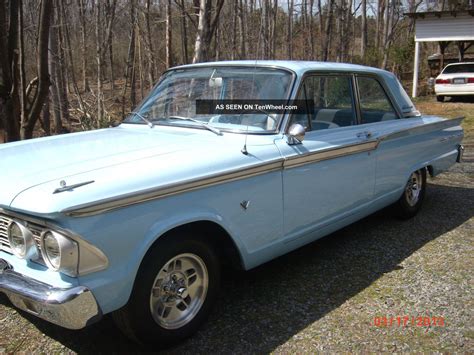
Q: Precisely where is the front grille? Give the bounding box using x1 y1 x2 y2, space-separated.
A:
0 215 12 253
0 214 45 261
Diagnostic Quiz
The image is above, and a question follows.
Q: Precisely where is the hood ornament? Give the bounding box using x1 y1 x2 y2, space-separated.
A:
53 180 95 194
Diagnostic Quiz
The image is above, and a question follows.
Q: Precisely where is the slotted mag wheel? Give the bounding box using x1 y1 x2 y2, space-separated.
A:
149 253 208 329
405 170 423 207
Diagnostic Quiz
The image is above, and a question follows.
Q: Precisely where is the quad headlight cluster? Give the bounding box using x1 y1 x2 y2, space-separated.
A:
7 220 79 276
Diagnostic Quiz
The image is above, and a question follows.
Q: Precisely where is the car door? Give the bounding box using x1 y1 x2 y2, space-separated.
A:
275 74 377 242
354 75 422 202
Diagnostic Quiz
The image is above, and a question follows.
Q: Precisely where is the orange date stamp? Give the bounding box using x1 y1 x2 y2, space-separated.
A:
373 316 445 327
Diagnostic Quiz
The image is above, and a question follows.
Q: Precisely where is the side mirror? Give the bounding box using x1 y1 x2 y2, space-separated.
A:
287 123 305 145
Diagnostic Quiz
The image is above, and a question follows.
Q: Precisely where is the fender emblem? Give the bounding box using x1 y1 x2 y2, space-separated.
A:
240 200 250 210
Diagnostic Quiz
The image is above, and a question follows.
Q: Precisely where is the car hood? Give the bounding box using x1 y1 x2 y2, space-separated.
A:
0 125 277 215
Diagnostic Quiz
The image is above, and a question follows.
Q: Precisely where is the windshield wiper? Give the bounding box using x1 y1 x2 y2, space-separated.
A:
163 115 222 136
129 111 154 128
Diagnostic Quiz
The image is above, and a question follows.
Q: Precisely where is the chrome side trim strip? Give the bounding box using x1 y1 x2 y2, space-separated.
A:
62 160 284 217
283 140 378 169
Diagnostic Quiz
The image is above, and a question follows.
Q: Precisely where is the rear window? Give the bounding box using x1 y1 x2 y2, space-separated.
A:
442 64 474 74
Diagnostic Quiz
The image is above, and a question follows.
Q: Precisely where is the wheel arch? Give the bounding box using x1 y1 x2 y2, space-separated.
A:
148 220 246 271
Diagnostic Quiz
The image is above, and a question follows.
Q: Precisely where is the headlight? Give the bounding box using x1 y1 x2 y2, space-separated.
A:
41 231 79 276
7 221 39 259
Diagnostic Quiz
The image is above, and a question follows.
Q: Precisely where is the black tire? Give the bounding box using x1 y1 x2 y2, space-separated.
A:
394 168 427 219
113 234 220 347
436 95 444 102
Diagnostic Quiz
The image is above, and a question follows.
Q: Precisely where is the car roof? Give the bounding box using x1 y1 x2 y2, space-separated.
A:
170 60 386 76
169 60 417 116
444 62 474 66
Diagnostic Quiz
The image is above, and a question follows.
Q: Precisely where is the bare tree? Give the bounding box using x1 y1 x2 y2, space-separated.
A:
20 0 53 139
361 0 367 58
179 0 189 64
238 0 247 58
322 0 334 61
122 0 137 114
0 0 21 142
287 0 293 60
166 0 173 67
78 0 89 92
95 1 103 126
48 1 63 133
192 0 225 63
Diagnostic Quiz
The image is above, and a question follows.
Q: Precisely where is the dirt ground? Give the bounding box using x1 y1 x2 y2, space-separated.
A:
0 96 473 353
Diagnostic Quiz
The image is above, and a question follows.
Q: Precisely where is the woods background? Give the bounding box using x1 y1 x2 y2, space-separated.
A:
0 0 471 142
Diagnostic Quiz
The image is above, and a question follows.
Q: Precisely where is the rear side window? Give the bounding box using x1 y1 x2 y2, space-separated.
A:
292 75 357 131
357 77 398 124
442 63 474 74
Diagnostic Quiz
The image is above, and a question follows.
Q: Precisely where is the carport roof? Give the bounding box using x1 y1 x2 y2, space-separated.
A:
405 10 474 42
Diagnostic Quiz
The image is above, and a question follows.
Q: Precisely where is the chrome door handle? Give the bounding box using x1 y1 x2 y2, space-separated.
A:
357 131 372 139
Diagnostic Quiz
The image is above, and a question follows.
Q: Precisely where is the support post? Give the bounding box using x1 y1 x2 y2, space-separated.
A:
412 41 420 98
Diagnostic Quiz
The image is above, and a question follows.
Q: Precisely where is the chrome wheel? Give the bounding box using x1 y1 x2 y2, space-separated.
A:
405 170 423 206
149 253 208 330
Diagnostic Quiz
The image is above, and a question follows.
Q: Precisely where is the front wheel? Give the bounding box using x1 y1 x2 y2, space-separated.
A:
113 236 220 347
394 168 427 219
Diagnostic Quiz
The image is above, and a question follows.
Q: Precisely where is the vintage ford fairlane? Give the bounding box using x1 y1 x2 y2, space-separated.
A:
0 61 464 345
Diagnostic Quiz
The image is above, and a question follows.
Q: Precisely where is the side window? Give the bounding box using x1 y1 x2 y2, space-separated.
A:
292 75 356 131
357 77 398 124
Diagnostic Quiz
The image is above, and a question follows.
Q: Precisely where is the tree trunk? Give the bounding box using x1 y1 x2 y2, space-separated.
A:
95 1 103 127
78 0 89 91
309 0 315 59
122 0 136 115
231 0 237 59
180 0 189 64
287 0 293 60
48 5 62 134
55 0 69 131
238 0 247 58
272 0 277 58
18 0 27 136
0 0 21 142
145 0 156 87
361 0 367 58
192 0 225 63
322 0 334 61
106 0 116 91
41 97 51 135
193 0 210 63
21 0 53 140
166 0 173 67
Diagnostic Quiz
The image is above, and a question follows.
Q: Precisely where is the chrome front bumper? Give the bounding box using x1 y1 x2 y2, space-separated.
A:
0 259 101 329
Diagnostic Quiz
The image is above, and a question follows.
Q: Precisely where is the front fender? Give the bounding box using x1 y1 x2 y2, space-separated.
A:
75 202 247 314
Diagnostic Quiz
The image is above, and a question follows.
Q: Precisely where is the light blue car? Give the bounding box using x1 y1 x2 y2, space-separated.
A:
0 61 464 346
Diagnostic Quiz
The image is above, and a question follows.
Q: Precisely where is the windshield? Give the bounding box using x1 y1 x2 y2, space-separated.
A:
442 63 474 74
123 66 293 133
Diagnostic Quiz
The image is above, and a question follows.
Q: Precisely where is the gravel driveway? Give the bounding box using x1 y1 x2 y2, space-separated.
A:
1 109 473 353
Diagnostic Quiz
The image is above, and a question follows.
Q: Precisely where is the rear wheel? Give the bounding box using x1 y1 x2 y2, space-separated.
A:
436 95 444 102
113 235 220 347
394 168 426 219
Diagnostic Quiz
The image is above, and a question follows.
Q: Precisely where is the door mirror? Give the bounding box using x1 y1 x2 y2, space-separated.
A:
287 123 305 145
